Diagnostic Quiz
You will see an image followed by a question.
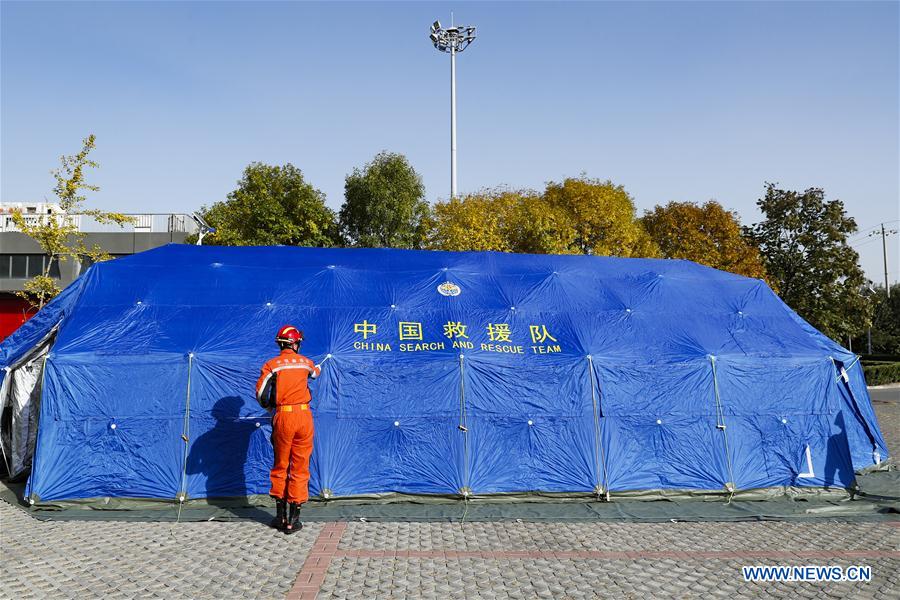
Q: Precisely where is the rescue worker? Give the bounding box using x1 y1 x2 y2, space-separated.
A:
256 325 321 534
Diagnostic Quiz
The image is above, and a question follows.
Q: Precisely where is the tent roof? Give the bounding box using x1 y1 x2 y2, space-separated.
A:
2 244 849 367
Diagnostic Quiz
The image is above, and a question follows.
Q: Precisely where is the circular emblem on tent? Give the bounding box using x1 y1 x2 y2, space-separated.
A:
437 281 461 297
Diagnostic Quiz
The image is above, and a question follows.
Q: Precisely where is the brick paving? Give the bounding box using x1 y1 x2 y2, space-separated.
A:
0 499 321 599
1 391 898 599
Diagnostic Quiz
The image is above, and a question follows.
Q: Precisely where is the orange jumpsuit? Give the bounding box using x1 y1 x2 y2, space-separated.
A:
256 349 321 504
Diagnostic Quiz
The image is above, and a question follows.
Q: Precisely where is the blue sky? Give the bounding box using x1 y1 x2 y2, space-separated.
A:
2 1 897 282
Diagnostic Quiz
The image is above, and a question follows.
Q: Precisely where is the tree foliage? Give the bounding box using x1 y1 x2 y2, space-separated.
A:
871 285 900 354
12 135 131 309
339 152 430 249
428 177 657 257
542 177 658 257
743 184 871 341
197 163 340 247
427 189 518 252
852 284 900 355
642 201 768 280
427 188 575 254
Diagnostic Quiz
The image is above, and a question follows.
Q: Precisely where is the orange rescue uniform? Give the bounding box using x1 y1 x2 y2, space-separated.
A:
256 349 321 504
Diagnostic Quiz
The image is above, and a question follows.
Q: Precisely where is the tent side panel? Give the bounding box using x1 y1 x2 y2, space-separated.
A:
467 415 597 493
465 356 597 493
840 360 890 469
716 359 856 489
27 355 186 501
184 357 274 499
311 414 464 497
598 362 730 492
313 355 463 497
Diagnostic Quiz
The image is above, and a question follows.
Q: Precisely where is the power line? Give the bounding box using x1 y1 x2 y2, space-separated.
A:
850 237 881 249
849 219 900 242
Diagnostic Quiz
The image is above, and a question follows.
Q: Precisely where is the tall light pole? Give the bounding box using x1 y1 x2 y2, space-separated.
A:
430 20 476 199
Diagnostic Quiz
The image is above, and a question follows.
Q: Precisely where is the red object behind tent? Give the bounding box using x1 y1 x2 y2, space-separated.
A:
0 296 35 342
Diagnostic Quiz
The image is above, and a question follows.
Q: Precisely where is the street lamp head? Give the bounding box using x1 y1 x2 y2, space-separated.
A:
190 212 216 246
429 21 476 53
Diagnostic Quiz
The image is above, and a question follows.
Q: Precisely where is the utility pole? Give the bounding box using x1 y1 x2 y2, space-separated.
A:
430 19 476 199
866 222 897 298
882 223 891 298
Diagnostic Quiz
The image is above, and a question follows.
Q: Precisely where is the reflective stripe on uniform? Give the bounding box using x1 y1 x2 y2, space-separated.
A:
272 365 318 379
272 364 316 375
256 372 273 400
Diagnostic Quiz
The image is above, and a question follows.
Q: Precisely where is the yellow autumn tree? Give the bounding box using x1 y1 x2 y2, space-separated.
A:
11 135 132 309
429 179 660 257
427 189 519 252
541 176 659 257
509 193 578 255
641 200 769 280
428 188 577 254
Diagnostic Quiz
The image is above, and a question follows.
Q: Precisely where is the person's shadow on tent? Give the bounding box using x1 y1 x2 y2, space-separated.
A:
823 411 854 491
186 396 272 523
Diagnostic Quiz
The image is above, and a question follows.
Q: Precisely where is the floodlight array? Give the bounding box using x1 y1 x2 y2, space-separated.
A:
429 20 476 53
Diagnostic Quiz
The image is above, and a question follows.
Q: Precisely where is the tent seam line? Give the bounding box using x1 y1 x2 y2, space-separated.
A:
177 353 193 522
710 357 737 501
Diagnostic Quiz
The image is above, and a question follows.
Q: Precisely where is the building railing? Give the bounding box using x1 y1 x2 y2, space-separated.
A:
0 213 198 234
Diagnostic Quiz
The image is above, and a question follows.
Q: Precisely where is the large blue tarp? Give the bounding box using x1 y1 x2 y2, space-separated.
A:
0 245 888 502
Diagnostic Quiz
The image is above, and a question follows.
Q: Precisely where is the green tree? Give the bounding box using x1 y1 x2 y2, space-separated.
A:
642 201 769 280
197 163 340 247
852 284 900 355
744 184 871 341
339 152 429 248
542 176 659 257
11 135 131 309
871 285 900 354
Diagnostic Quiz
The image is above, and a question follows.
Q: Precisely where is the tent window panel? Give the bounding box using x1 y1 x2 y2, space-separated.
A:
10 255 27 278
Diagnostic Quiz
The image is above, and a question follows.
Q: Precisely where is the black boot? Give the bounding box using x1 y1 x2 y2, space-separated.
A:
270 497 287 530
284 502 303 534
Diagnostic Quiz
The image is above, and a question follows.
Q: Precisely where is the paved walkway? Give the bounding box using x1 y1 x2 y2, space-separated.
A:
2 392 898 599
2 501 897 599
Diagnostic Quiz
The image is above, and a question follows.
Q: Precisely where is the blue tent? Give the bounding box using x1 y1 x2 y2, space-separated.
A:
0 245 888 504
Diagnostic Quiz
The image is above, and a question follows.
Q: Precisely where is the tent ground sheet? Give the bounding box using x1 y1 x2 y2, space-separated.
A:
2 469 897 523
